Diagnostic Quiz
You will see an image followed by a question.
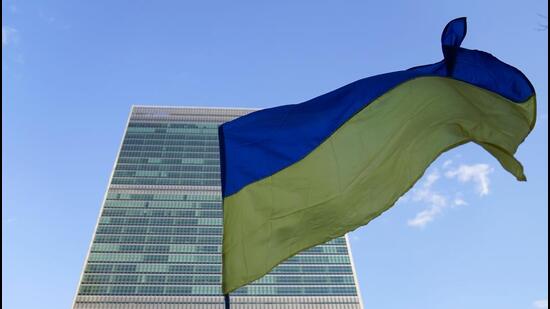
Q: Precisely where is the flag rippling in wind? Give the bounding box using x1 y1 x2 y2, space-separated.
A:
218 17 536 294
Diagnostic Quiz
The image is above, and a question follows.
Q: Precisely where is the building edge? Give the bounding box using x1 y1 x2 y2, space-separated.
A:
71 105 135 308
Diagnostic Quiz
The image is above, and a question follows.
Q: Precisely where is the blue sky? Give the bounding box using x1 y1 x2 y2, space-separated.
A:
2 1 547 308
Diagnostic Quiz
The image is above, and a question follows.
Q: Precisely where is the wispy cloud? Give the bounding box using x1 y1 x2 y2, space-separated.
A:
2 26 9 46
2 26 16 47
445 164 493 196
3 217 17 224
407 170 449 228
534 299 548 309
423 171 441 188
453 197 468 206
407 204 443 228
406 160 494 228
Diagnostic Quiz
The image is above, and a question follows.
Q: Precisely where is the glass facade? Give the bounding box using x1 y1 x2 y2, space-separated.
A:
73 106 363 308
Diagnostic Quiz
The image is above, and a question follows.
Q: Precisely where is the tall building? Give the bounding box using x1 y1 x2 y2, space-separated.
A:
73 106 364 309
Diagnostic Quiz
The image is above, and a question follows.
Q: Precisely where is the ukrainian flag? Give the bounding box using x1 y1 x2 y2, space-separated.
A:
219 18 536 294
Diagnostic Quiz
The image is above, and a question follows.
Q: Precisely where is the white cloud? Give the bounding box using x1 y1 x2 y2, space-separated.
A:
443 159 453 169
423 170 440 188
2 26 16 47
445 164 493 196
412 188 447 207
453 197 468 206
534 299 548 309
407 162 495 228
407 170 448 228
2 26 8 46
407 205 442 228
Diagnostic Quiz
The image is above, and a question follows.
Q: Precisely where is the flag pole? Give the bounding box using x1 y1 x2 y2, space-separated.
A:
224 293 231 309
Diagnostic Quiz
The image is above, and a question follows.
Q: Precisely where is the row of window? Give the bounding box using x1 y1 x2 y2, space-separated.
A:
113 171 220 180
301 246 348 255
78 284 195 296
124 133 218 141
101 208 222 218
115 164 219 172
121 145 219 153
86 263 221 274
127 127 217 134
106 193 221 201
99 217 222 226
85 263 353 275
82 274 219 284
94 233 345 246
111 178 220 187
117 157 219 165
91 243 348 255
93 234 346 246
93 235 222 245
128 122 218 129
123 139 219 147
96 226 222 236
78 284 357 296
127 128 217 134
233 286 357 296
119 151 219 159
258 275 354 286
91 244 220 254
103 201 220 210
88 253 350 265
82 274 355 285
88 253 220 264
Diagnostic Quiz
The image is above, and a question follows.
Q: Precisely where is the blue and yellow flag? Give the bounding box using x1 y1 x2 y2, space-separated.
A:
219 18 536 294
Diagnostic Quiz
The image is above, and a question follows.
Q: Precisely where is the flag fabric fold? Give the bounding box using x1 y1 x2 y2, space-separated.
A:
218 17 536 294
